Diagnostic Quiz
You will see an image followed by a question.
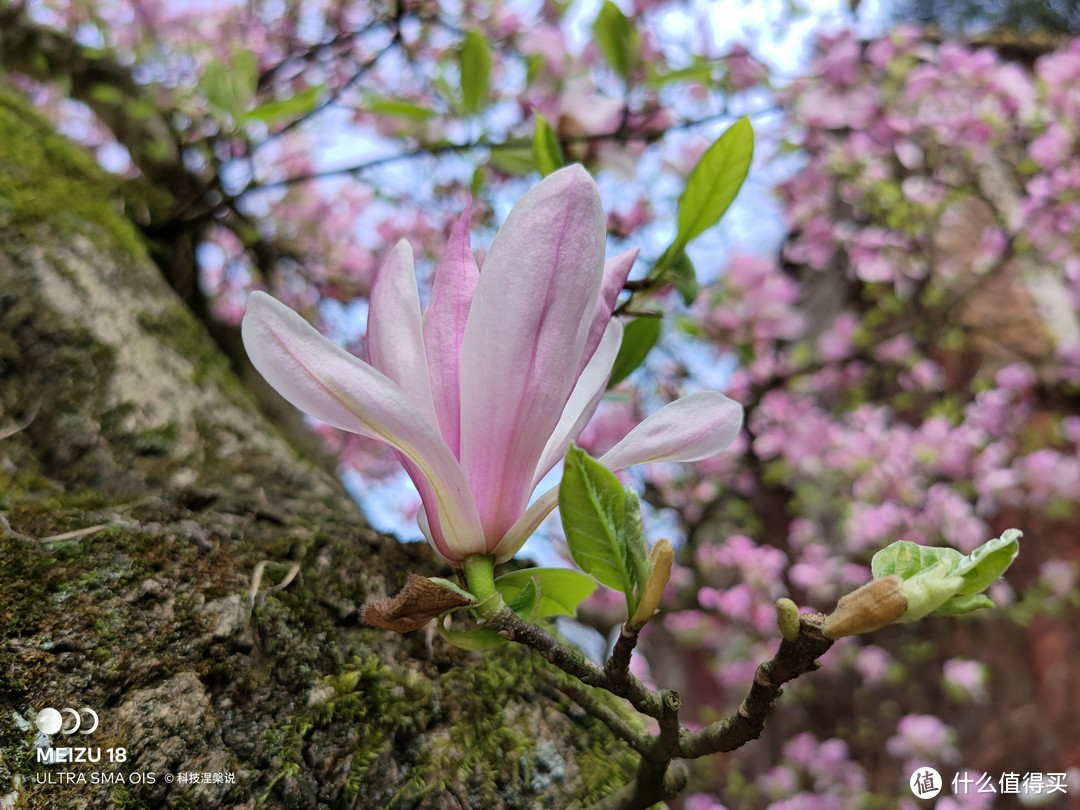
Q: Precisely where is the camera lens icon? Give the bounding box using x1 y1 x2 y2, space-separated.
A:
35 707 98 735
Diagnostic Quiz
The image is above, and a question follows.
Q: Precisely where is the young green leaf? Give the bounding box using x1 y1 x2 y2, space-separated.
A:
437 617 507 650
592 1 634 79
459 31 491 114
623 491 651 603
675 117 754 247
201 60 232 118
488 147 536 176
929 594 995 617
650 247 698 306
871 531 1021 624
89 83 125 105
202 49 259 122
243 85 323 125
364 96 435 121
896 560 965 622
560 445 639 612
871 539 962 580
495 568 597 618
427 577 476 603
506 577 541 620
532 114 565 177
647 63 717 87
608 316 661 386
953 529 1021 595
233 49 259 107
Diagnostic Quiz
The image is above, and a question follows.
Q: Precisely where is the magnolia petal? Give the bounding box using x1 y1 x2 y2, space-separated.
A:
494 391 744 563
412 497 490 567
490 487 560 564
578 249 637 375
242 292 484 550
423 201 479 456
532 319 623 489
598 391 744 471
416 503 458 567
367 240 437 424
459 165 606 542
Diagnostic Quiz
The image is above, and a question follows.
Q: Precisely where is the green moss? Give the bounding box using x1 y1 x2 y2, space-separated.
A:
0 87 146 259
135 307 243 398
262 646 638 808
129 423 180 457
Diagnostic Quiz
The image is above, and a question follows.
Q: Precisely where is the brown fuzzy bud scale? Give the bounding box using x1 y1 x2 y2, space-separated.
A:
362 574 473 633
821 575 908 640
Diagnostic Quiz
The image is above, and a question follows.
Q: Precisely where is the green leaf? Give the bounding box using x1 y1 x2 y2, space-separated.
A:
675 117 754 247
495 568 597 618
526 53 545 85
458 30 491 114
437 618 507 650
365 97 435 121
608 317 661 386
488 147 536 176
647 63 717 87
201 60 232 116
506 577 540 620
953 529 1021 595
930 594 995 617
871 540 962 581
202 49 258 121
560 445 639 612
651 248 698 305
125 97 160 120
532 114 565 177
623 491 651 602
427 578 476 603
233 49 259 106
592 1 634 79
871 531 1021 612
896 560 965 622
89 83 125 106
242 85 323 125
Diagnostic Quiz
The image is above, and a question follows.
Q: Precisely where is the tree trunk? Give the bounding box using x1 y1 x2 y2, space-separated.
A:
0 87 635 809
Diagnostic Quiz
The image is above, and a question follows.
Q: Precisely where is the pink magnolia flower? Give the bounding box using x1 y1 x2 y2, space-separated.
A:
242 166 743 566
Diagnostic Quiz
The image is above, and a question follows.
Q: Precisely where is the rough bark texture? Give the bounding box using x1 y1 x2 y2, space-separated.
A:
0 87 637 809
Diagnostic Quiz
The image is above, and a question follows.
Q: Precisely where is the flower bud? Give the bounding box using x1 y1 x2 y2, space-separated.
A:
821 575 907 639
775 597 801 642
628 538 674 630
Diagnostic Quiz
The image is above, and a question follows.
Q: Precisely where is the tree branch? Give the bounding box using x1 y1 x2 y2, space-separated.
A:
537 670 653 758
584 760 688 810
678 615 833 758
488 608 669 720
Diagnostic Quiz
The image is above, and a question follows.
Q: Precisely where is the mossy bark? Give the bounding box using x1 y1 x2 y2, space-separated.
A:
0 88 636 809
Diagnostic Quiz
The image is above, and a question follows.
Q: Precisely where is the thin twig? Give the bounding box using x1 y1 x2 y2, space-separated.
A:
0 512 35 542
0 402 40 440
39 523 122 544
249 561 303 608
537 669 652 758
239 106 780 196
604 624 640 687
583 760 688 810
488 607 668 720
677 615 833 758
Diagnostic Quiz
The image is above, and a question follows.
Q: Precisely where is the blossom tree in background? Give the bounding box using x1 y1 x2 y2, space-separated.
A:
0 0 1076 806
644 27 1080 807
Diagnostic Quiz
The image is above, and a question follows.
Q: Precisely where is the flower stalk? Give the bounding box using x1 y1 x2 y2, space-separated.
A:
462 554 503 621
